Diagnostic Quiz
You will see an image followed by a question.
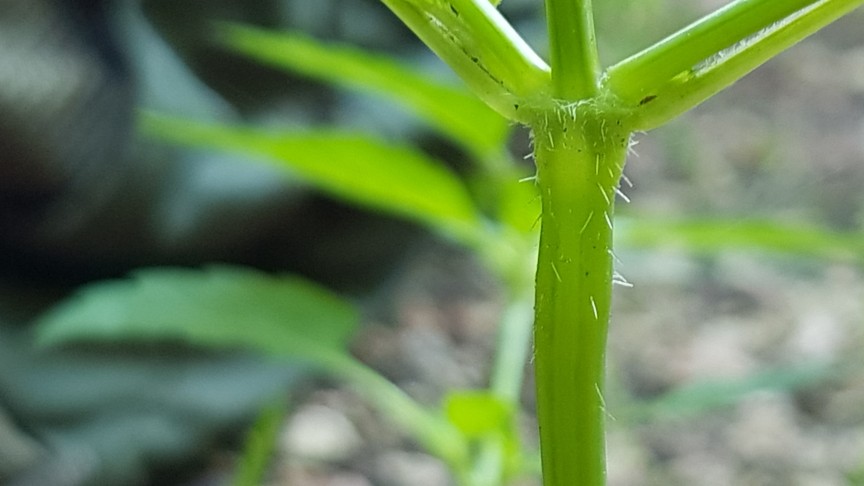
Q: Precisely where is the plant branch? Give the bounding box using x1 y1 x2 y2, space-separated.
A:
317 350 471 471
629 0 864 130
379 0 550 121
605 0 822 103
544 0 600 99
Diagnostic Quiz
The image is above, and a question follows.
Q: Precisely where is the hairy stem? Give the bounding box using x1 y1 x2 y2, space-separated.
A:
531 103 630 486
379 0 549 121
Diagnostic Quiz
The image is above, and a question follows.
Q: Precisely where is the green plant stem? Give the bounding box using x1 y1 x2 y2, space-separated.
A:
315 350 470 473
378 0 550 121
464 295 534 485
605 0 820 102
544 0 600 99
531 104 630 486
630 0 864 130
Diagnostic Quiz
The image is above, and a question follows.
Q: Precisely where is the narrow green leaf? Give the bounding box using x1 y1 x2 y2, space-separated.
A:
219 24 510 156
616 216 864 263
621 362 837 422
232 400 287 486
36 266 357 362
35 266 473 470
140 111 484 244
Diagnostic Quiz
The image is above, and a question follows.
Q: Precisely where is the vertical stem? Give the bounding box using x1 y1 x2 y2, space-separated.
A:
544 0 600 99
532 105 629 486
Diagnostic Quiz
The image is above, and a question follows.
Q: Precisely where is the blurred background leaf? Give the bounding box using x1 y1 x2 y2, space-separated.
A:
444 390 513 438
37 266 357 363
618 361 840 423
218 24 511 159
140 112 485 243
617 216 864 263
232 399 287 486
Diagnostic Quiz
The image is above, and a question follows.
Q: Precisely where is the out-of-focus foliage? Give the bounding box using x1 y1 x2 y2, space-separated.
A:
232 400 286 486
619 361 840 423
617 217 864 263
444 390 513 438
219 24 510 158
141 112 484 242
38 266 357 362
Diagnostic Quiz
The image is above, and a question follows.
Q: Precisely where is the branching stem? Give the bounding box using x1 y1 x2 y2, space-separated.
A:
379 0 549 121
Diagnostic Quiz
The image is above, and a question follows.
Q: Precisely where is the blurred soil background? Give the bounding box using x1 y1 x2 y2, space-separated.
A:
249 3 864 485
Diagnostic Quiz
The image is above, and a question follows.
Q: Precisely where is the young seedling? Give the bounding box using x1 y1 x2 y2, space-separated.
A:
36 1 864 485
377 0 863 484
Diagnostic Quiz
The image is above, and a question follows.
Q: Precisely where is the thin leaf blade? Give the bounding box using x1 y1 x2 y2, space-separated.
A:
616 216 864 263
140 112 484 243
232 400 287 486
220 24 510 156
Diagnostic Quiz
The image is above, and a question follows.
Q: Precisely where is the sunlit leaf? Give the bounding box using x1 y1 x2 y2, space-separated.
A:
219 24 510 156
37 266 357 362
444 390 512 438
140 112 484 243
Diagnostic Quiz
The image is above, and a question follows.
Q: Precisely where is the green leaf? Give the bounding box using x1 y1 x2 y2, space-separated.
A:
232 400 287 486
219 24 511 156
621 362 838 422
848 461 864 485
444 390 512 438
616 216 864 263
36 266 357 362
140 112 484 244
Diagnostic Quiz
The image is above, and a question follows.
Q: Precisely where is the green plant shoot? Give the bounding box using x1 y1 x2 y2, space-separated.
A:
34 1 864 485
377 0 864 484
